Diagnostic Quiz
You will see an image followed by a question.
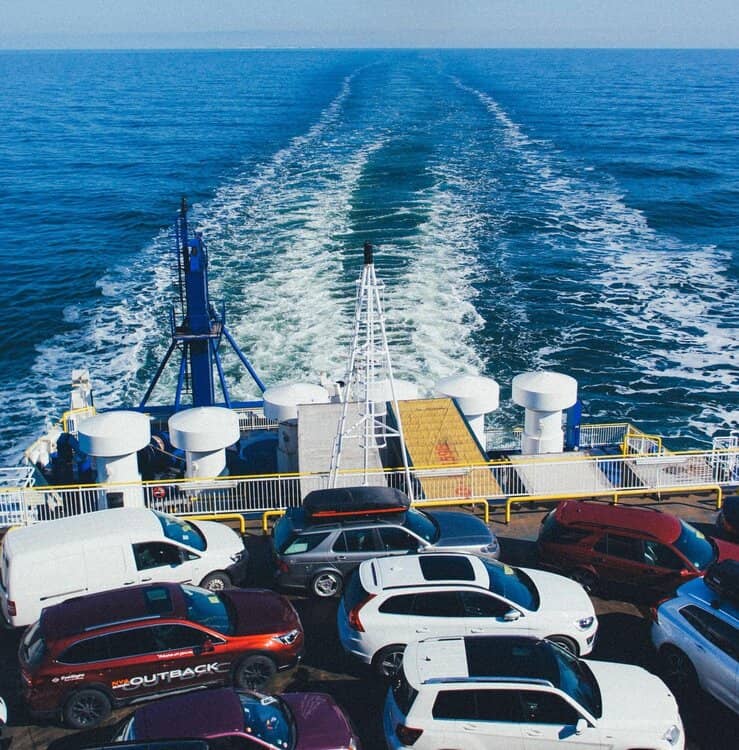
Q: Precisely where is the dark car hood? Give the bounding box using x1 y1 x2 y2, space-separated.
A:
429 510 494 547
281 692 354 750
226 589 301 635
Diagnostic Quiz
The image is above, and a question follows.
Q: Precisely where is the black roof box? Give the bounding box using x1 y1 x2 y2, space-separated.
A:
704 559 739 606
303 486 411 519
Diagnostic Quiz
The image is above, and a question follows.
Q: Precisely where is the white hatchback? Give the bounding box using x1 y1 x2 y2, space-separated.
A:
650 571 738 714
384 635 684 750
337 553 597 676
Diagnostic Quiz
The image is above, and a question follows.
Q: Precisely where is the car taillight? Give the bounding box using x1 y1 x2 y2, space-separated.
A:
276 559 289 574
347 594 375 632
395 723 423 745
7 600 15 617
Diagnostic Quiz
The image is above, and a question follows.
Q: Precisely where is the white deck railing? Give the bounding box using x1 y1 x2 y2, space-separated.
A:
2 446 736 528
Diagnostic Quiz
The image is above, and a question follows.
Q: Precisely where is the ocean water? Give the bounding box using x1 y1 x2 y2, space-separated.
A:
0 49 737 463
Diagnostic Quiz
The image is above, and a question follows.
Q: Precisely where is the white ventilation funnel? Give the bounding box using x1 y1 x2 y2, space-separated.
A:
435 374 500 447
77 411 151 508
263 383 330 473
169 407 239 479
512 371 578 454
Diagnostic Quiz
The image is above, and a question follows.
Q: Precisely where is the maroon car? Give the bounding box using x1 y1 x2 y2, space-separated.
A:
20 583 303 729
47 687 361 750
537 500 739 599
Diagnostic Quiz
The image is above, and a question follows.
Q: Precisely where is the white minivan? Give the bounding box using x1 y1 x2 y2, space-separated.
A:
0 507 248 628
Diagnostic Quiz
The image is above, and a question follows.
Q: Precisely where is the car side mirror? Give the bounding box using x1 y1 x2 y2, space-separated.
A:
201 638 215 654
503 609 521 622
575 718 588 735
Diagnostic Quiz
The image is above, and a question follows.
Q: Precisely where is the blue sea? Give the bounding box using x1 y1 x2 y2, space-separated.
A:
0 49 737 463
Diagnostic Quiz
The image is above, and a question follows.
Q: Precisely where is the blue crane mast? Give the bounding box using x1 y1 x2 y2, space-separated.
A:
138 198 265 412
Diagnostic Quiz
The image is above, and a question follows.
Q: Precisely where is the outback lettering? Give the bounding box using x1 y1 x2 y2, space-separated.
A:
112 662 230 691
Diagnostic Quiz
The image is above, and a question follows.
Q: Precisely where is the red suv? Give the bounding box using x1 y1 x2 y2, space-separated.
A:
19 582 303 729
537 501 739 600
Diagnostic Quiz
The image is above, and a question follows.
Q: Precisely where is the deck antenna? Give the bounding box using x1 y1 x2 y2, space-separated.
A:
328 242 414 500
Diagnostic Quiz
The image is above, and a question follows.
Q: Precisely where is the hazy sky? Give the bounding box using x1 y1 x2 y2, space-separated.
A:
1 0 738 48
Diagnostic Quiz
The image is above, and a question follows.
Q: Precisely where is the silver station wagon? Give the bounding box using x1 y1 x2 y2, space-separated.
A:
271 487 499 598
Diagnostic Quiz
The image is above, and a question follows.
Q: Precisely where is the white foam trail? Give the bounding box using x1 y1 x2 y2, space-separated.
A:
452 75 739 436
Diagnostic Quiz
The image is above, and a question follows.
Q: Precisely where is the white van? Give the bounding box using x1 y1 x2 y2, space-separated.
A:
0 508 248 628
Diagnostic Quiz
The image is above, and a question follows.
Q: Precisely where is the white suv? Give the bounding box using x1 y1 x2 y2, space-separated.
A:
650 562 738 714
337 553 597 676
384 635 684 750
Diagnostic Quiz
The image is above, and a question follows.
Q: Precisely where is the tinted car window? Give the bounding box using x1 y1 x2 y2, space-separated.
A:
133 542 182 571
379 527 419 551
644 541 685 570
392 670 418 714
539 515 591 545
151 624 211 650
461 591 511 618
681 605 739 660
594 534 642 562
379 594 416 615
105 628 160 659
58 636 109 664
673 521 716 571
281 531 331 555
403 509 439 543
413 592 463 617
484 561 540 610
433 690 477 720
154 512 206 551
519 690 580 725
476 689 522 722
335 529 381 553
181 585 234 634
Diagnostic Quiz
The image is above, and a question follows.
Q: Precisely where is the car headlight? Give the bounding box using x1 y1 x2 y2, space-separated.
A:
481 540 499 554
343 738 358 750
273 629 300 645
663 724 681 746
576 616 595 630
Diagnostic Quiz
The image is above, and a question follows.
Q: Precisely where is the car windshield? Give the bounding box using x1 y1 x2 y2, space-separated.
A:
155 511 207 551
550 643 602 718
483 560 540 610
404 509 440 543
181 584 234 634
239 692 295 750
673 520 716 571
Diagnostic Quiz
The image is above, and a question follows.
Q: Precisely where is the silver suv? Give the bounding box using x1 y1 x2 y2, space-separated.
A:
272 487 499 598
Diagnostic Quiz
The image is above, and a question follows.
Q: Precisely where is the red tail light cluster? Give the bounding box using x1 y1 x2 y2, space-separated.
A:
347 594 375 632
7 600 16 616
276 559 289 574
395 723 423 745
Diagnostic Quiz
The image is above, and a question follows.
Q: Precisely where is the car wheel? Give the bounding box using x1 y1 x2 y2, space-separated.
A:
659 646 698 696
63 688 111 729
234 654 277 690
200 571 232 591
373 644 406 678
547 635 579 656
570 568 598 595
311 571 343 598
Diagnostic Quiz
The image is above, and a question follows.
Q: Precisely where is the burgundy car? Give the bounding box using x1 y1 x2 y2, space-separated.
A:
538 500 739 599
47 687 361 750
20 583 303 729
